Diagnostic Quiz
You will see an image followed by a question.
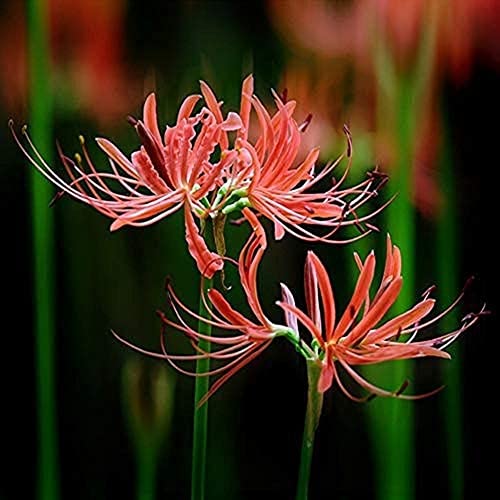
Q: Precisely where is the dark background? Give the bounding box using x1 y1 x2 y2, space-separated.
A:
1 1 497 498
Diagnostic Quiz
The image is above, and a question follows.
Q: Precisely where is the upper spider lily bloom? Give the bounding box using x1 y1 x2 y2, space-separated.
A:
112 209 297 405
203 75 388 244
277 235 485 400
11 90 243 278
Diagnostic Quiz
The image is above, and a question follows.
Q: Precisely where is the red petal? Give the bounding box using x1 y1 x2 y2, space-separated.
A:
344 277 403 346
208 289 254 327
184 206 223 278
143 93 162 146
307 252 336 340
238 74 254 141
364 299 435 344
333 252 376 341
177 94 201 122
131 150 168 194
317 361 334 393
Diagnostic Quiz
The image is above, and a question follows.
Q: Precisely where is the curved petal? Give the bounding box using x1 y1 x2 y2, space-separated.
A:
306 252 336 340
207 289 256 329
143 93 162 146
280 283 299 333
131 150 169 194
317 358 334 393
184 205 223 278
344 277 403 346
177 94 201 122
238 74 254 141
333 251 376 341
364 299 436 344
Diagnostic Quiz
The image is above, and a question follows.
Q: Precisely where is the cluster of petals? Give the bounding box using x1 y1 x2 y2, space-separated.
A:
12 75 386 278
12 91 242 277
113 209 290 406
115 212 483 403
277 235 485 399
204 75 387 243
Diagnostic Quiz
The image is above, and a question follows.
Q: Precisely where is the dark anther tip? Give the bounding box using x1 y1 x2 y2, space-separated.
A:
49 191 65 208
463 275 476 292
127 115 138 126
421 284 437 298
300 113 313 133
164 275 173 290
395 379 410 396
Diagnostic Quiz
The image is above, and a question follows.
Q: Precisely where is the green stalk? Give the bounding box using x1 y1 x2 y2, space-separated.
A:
437 119 462 499
366 11 438 497
296 361 324 500
137 444 157 500
191 277 213 500
369 38 416 500
27 1 59 499
370 77 416 500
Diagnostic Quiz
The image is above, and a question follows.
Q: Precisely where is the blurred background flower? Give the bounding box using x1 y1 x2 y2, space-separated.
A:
0 0 140 124
1 1 497 499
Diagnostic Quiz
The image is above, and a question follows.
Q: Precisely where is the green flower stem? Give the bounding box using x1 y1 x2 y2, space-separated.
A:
367 11 437 497
136 443 157 500
191 277 213 500
371 74 417 500
296 360 324 500
27 1 59 499
437 118 462 499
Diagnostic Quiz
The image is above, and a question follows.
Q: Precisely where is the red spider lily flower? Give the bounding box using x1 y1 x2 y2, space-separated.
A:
112 209 297 406
11 90 242 278
113 218 483 404
204 75 388 243
277 235 485 400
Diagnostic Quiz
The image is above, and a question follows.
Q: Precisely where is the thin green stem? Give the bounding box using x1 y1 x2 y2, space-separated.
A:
27 1 59 499
368 8 437 493
437 118 462 499
369 70 417 500
296 361 324 500
136 444 157 500
191 277 213 500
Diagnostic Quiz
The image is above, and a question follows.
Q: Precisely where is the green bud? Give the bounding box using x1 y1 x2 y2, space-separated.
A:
122 358 175 451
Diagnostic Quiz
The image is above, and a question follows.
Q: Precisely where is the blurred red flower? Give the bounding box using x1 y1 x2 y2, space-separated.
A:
268 0 500 217
0 0 139 124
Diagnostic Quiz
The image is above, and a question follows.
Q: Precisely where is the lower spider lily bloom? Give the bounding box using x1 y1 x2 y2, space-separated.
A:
277 235 485 400
112 209 296 405
203 75 389 244
11 89 242 278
